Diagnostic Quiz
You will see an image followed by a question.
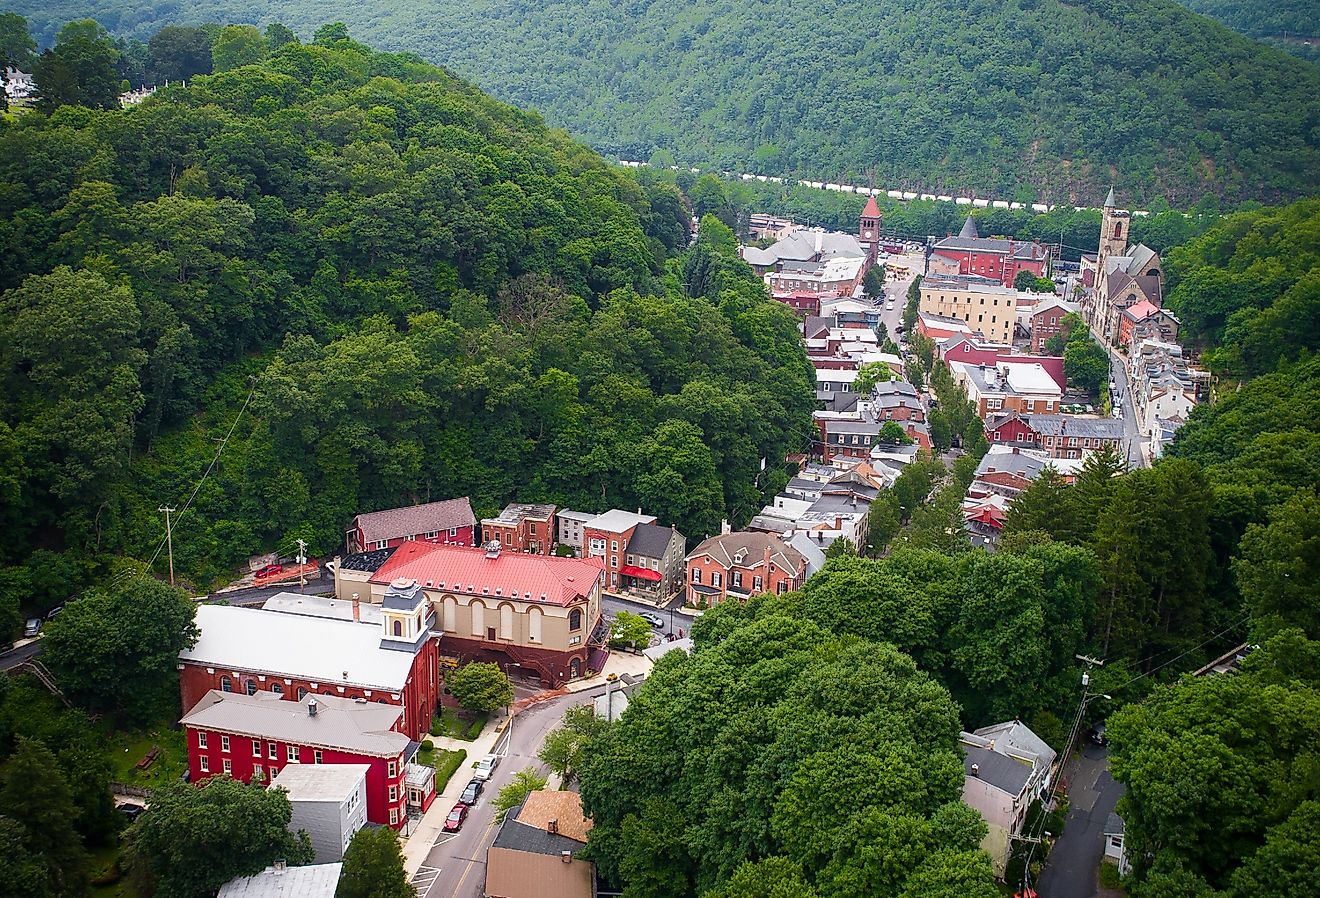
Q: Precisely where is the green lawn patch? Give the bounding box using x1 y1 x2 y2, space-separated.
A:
435 748 468 791
1099 859 1124 890
430 707 488 740
106 723 187 791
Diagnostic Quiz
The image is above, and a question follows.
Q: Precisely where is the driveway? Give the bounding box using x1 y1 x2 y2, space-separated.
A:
1037 743 1123 898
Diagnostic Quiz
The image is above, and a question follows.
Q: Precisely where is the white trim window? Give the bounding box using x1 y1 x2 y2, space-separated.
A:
197 732 208 749
199 756 209 773
287 745 299 762
220 735 230 753
222 758 232 775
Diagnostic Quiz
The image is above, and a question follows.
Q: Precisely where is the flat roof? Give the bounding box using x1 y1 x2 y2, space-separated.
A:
269 763 369 802
585 509 657 533
262 593 383 625
181 604 416 692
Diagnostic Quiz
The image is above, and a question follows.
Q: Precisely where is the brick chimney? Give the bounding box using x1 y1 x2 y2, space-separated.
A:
352 592 360 622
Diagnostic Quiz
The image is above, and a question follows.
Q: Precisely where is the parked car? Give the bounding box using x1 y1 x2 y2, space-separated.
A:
639 611 665 629
255 563 284 579
460 779 484 805
45 605 64 621
118 802 147 822
1089 723 1108 746
473 753 500 781
886 301 895 311
443 803 468 832
23 618 41 638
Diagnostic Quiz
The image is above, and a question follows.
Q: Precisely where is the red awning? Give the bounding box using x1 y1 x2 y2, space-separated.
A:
620 565 662 582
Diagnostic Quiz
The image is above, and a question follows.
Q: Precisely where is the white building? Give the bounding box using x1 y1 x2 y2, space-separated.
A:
217 862 342 898
269 764 368 862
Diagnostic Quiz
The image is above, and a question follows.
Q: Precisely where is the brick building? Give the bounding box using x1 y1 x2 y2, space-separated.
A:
182 690 429 830
481 503 558 555
931 216 1050 288
684 532 807 607
985 412 1124 459
179 581 439 742
949 360 1063 418
345 498 475 554
581 510 656 591
919 273 1020 346
1028 298 1080 353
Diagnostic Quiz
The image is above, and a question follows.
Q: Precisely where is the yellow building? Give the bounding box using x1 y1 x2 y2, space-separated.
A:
918 273 1019 345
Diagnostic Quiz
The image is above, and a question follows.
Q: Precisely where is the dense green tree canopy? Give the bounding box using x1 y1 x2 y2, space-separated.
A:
335 827 413 898
446 662 514 713
10 1 1319 203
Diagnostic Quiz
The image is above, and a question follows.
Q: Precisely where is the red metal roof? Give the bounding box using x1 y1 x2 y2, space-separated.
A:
370 541 604 606
862 196 882 218
620 565 662 582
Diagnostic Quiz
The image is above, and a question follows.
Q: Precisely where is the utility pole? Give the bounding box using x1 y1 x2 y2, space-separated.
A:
158 506 176 586
296 538 308 593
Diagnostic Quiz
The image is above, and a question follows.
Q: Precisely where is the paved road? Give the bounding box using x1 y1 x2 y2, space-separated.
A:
1105 346 1146 468
0 639 45 671
414 689 601 898
1037 743 1123 898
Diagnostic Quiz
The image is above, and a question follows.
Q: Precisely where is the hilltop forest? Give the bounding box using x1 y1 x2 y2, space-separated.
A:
0 20 814 613
1177 0 1320 62
7 0 1320 206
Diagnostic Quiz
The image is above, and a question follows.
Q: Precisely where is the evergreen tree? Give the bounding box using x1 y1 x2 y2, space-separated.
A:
0 739 89 898
336 828 413 898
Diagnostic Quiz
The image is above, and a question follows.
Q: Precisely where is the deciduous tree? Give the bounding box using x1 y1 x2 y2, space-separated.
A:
336 827 413 898
447 662 514 713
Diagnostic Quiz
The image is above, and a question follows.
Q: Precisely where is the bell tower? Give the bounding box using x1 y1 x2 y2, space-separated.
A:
1096 187 1130 278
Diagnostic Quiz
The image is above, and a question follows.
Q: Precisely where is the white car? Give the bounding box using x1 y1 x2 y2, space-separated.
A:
473 753 500 781
886 301 895 311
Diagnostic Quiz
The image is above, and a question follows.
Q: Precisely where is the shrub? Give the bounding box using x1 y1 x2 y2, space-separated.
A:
434 749 467 791
1099 860 1122 889
464 714 487 740
420 739 434 751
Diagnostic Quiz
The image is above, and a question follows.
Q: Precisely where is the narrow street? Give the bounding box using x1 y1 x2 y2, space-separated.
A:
1037 743 1123 898
1104 345 1146 468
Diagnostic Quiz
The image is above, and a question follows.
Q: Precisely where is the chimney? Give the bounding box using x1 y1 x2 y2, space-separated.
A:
548 818 559 834
763 544 772 572
971 764 980 778
720 519 731 535
352 592 360 622
308 699 318 717
485 539 501 559
561 850 573 864
273 859 287 874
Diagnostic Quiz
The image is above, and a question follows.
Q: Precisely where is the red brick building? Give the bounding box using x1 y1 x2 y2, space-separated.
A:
986 412 1124 459
932 216 1049 288
581 510 657 592
179 582 439 742
481 503 557 555
181 690 429 829
684 532 807 607
346 498 475 554
1029 298 1079 353
774 291 823 317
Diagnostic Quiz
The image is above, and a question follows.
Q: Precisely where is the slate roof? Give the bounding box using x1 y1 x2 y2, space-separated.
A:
862 196 882 218
336 546 398 572
351 498 475 544
958 214 979 239
1024 415 1124 439
764 229 866 263
181 691 409 757
963 743 1033 798
1104 186 1116 207
934 234 1049 261
626 523 677 559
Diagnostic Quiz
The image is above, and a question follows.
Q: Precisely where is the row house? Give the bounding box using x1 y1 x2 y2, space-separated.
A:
684 531 807 607
773 290 822 317
747 213 799 242
345 498 475 553
970 445 1081 499
1128 339 1205 446
768 255 867 298
930 216 1050 288
555 508 688 599
1028 297 1080 353
482 502 558 555
1117 300 1180 350
949 360 1063 419
960 721 1057 878
179 582 440 742
582 509 656 591
182 690 431 831
919 273 1021 346
340 540 607 686
985 412 1124 459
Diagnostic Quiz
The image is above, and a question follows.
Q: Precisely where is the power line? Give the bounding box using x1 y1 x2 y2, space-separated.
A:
146 376 260 574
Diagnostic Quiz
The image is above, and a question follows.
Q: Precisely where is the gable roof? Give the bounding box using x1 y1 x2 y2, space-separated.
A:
181 690 409 757
962 743 1033 797
351 498 475 544
972 719 1058 771
516 790 593 844
181 604 417 691
686 531 806 576
370 541 603 606
1122 299 1161 321
492 800 588 857
626 523 678 559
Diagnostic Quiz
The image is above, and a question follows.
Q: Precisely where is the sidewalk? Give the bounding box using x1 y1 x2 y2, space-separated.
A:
400 716 508 876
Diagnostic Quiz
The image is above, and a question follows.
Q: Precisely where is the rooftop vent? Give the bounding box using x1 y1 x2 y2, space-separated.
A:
308 699 318 717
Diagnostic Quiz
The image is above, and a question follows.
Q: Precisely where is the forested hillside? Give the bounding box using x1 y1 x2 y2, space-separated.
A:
8 0 1320 205
1178 0 1320 62
0 22 813 607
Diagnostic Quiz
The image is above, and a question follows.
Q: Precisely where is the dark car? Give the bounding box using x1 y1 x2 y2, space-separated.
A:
1089 723 1108 746
460 778 484 806
443 802 469 832
118 802 147 822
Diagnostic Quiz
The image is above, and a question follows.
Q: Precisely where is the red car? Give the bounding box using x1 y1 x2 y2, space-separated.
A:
255 563 284 579
443 803 468 832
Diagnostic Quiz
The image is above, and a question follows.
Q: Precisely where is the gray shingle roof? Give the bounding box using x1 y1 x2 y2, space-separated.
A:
492 800 588 857
934 235 1049 261
1024 415 1124 439
218 864 342 898
352 498 475 544
963 744 1033 797
1105 813 1125 836
626 523 677 559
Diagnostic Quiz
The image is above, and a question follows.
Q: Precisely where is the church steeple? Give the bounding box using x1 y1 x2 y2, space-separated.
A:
1103 185 1116 209
859 195 881 241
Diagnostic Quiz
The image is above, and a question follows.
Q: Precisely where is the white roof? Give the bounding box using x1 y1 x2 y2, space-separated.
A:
218 864 342 898
586 509 657 534
1001 362 1062 394
557 509 596 524
262 593 383 625
643 638 693 661
182 604 416 692
181 690 409 756
269 763 368 803
815 367 859 383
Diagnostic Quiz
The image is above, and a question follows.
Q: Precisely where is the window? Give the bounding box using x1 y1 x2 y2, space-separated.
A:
223 758 232 775
200 756 209 773
993 431 1001 440
372 540 388 550
731 571 743 589
270 682 283 695
569 609 582 630
245 680 257 696
610 540 618 552
253 740 261 757
393 620 403 637
712 571 722 588
297 687 308 701
423 530 439 539
269 742 278 760
691 568 701 584
253 764 263 781
503 532 511 545
197 732 208 749
449 527 458 537
626 554 635 565
220 676 232 693
388 760 398 777
777 582 788 594
610 556 618 568
390 809 398 826
314 750 323 764
287 745 299 762
753 576 763 592
389 785 398 802
221 735 230 753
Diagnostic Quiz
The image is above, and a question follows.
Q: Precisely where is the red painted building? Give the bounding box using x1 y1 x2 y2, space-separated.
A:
773 291 823 317
346 498 475 554
481 503 557 554
932 216 1049 288
179 581 439 742
181 690 429 829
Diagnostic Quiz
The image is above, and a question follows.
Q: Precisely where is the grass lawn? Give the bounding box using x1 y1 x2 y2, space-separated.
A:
430 707 488 740
106 723 187 791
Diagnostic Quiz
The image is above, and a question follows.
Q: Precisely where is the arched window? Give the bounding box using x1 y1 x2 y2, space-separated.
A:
270 683 283 695
1113 222 1123 240
568 609 582 631
569 657 582 679
297 688 308 701
245 680 257 695
220 676 232 693
393 620 403 637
